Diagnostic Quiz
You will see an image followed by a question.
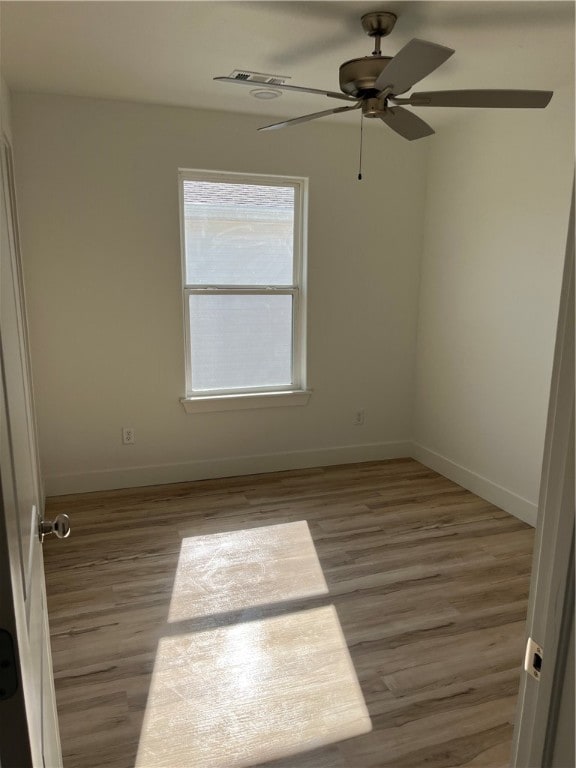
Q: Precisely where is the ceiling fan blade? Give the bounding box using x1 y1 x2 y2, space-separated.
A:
395 89 553 108
374 38 455 95
378 106 435 141
214 77 355 103
258 104 360 132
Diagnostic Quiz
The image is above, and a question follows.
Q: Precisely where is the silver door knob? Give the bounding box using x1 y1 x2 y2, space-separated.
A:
39 513 71 542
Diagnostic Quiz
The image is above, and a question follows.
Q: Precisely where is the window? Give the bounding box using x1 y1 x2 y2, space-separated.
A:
179 170 310 412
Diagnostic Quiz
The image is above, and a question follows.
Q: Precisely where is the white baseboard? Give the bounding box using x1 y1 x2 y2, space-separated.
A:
411 442 538 527
44 441 539 528
44 440 413 496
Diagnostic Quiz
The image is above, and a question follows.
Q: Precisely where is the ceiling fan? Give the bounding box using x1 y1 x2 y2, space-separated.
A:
214 11 553 141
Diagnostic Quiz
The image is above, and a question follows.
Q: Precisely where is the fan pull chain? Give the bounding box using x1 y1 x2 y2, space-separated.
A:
358 115 364 181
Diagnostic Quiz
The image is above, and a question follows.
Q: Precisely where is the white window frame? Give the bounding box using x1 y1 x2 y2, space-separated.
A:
178 169 311 413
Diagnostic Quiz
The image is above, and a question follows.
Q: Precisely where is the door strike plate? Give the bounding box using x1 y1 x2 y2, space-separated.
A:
524 637 543 680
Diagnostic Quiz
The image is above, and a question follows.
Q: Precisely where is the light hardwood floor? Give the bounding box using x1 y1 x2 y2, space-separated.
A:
44 458 534 768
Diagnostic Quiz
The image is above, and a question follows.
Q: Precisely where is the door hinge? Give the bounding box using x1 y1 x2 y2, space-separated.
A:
524 637 543 680
0 629 18 700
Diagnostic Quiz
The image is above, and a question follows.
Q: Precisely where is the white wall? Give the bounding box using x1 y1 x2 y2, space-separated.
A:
412 88 575 525
12 93 428 494
12 90 573 512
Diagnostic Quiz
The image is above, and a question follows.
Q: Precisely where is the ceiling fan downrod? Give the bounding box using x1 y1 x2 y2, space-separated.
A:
361 11 397 56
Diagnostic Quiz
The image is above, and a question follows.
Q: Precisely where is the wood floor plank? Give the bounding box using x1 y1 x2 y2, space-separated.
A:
44 458 534 768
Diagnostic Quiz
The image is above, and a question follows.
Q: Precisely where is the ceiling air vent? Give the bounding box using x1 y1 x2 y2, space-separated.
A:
229 70 290 86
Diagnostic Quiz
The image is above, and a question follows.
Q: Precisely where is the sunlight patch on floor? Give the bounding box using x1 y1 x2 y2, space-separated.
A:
136 521 370 767
136 606 371 768
168 521 329 622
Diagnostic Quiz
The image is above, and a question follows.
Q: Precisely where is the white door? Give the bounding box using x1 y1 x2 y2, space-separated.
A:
0 135 62 767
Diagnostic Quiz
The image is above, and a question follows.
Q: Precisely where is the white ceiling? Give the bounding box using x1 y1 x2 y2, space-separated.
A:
1 1 574 129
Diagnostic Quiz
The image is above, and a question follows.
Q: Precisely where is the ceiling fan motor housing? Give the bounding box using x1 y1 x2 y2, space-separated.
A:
339 56 392 97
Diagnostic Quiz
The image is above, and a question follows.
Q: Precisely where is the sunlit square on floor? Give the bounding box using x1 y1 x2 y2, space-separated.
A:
136 605 371 768
168 521 329 622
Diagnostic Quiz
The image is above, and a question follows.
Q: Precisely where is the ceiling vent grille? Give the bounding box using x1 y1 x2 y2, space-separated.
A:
229 70 290 86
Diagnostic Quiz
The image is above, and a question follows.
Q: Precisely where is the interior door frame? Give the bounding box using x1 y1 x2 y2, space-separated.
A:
510 181 575 767
0 129 62 766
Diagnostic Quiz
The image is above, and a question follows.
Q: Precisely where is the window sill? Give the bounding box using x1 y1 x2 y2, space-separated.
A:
180 390 312 414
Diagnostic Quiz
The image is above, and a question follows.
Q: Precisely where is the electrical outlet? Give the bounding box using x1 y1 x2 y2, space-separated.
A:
354 409 365 426
122 427 135 445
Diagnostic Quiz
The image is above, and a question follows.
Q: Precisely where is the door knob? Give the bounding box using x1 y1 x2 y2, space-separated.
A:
39 513 71 542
